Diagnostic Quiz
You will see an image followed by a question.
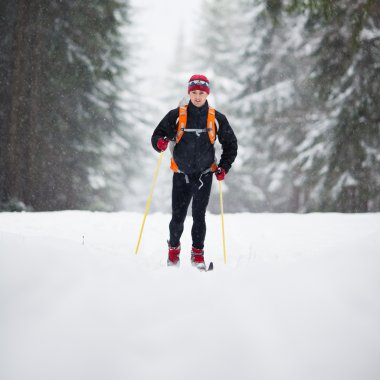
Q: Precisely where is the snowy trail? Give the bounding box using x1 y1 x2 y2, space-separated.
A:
1 212 380 380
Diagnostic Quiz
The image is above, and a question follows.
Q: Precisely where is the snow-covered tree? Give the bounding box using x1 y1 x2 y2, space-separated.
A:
293 0 380 212
233 0 313 212
193 0 245 111
219 0 380 212
0 0 143 211
185 0 247 212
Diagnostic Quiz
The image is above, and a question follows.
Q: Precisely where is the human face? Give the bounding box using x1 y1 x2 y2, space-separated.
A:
189 90 208 108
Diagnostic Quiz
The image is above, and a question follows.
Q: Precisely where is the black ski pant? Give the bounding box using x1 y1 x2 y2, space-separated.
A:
169 171 213 250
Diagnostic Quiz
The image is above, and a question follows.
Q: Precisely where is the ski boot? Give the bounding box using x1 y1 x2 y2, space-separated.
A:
191 247 207 271
167 241 181 267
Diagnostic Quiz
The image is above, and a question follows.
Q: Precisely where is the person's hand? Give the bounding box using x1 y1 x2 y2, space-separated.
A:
215 167 226 181
157 137 169 151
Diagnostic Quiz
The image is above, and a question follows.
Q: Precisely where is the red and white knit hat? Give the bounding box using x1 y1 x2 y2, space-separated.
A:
188 74 210 94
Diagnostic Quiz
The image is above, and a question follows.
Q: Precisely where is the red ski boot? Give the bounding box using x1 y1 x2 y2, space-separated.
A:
191 247 206 270
167 242 181 267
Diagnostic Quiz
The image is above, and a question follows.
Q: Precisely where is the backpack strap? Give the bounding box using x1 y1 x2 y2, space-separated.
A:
207 107 216 144
175 105 216 144
176 105 188 143
184 128 207 136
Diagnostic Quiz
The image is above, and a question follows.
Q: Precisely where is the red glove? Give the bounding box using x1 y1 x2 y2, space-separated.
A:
157 137 169 151
215 167 226 181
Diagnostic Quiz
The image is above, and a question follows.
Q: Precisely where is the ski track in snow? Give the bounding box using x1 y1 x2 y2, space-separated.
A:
1 211 380 380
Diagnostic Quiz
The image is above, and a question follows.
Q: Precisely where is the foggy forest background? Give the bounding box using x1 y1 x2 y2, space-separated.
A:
1 0 379 213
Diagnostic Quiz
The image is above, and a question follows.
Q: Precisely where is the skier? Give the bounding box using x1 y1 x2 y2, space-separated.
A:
151 74 238 270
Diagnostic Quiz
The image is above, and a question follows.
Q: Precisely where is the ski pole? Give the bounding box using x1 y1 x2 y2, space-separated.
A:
218 180 227 264
135 151 164 255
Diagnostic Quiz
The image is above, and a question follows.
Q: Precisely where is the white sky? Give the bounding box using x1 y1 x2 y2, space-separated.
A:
130 0 202 97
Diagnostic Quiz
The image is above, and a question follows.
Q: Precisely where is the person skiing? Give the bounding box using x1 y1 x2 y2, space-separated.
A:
151 74 238 270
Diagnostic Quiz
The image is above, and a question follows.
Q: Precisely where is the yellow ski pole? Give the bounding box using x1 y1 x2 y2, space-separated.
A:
135 151 164 255
218 180 227 264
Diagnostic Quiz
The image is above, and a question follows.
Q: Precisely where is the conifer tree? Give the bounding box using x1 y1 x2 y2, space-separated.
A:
0 0 141 211
189 0 247 212
0 1 15 208
227 0 380 212
234 0 313 211
291 0 380 211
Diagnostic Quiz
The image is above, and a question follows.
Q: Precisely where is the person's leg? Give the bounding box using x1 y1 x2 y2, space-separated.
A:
191 172 213 249
169 173 192 246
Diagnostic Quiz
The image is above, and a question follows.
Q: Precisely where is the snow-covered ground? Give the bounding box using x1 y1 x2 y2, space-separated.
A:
1 211 380 380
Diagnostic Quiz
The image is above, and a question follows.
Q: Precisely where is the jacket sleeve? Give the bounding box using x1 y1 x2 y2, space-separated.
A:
216 112 238 173
151 108 179 152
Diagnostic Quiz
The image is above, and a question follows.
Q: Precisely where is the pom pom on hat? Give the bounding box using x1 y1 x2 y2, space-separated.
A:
188 74 210 94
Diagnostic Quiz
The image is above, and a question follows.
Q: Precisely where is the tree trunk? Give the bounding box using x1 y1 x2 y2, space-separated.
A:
7 0 31 202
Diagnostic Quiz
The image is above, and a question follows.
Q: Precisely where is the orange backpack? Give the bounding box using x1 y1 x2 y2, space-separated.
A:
170 105 218 173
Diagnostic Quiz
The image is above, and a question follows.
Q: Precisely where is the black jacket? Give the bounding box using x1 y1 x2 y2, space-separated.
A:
151 100 238 174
